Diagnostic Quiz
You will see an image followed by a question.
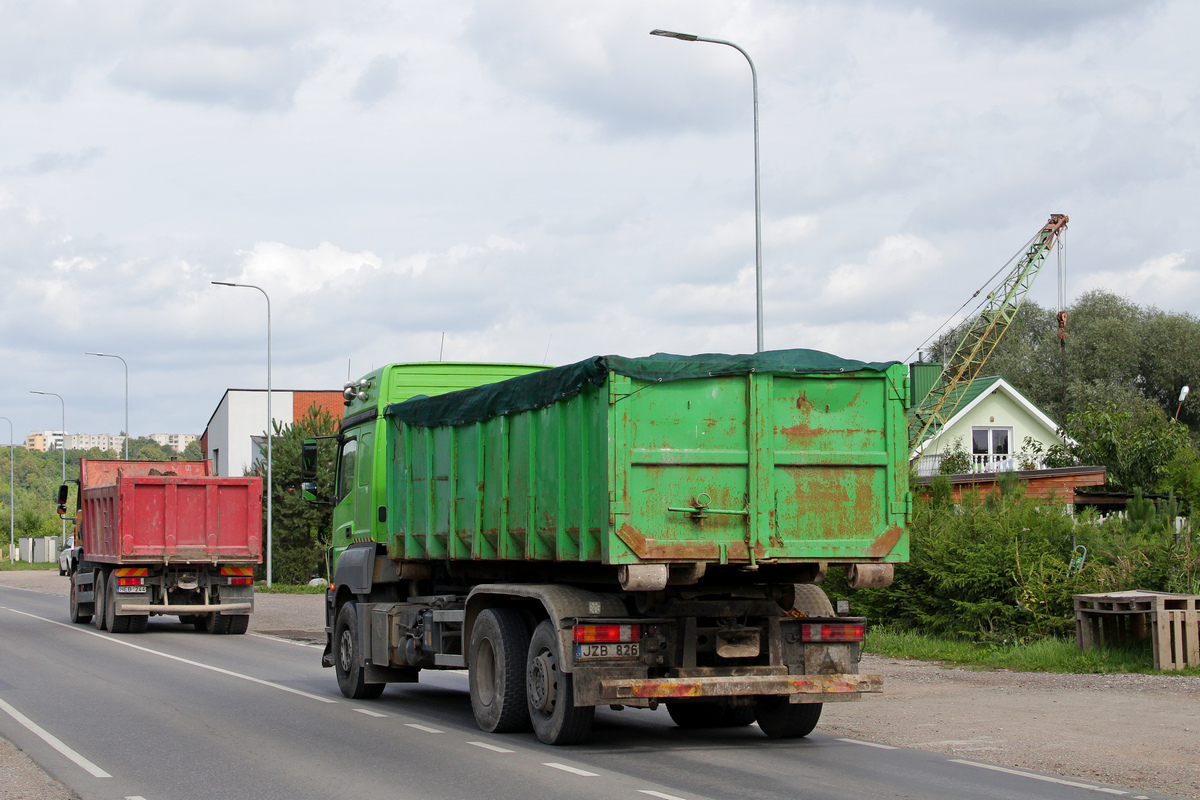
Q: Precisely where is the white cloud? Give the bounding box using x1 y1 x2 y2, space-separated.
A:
236 241 383 293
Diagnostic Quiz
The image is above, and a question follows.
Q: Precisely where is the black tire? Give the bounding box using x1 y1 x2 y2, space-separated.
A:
754 697 822 738
725 704 758 727
106 577 132 633
92 571 107 631
666 701 757 729
227 614 250 635
127 614 149 634
469 609 532 733
334 603 385 699
526 620 594 745
193 618 209 632
69 579 92 625
792 584 834 617
205 612 232 635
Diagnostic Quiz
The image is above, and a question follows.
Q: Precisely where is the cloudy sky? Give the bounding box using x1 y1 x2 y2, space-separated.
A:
2 0 1196 438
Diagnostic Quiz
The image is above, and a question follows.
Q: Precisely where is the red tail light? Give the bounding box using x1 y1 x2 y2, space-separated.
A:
801 623 865 643
228 577 254 585
573 624 641 644
116 577 144 586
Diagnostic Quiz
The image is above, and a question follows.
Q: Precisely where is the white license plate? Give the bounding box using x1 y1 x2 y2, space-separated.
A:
117 585 147 593
575 643 640 660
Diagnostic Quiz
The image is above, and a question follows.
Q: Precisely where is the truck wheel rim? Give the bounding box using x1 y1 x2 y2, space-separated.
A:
476 640 497 706
528 650 556 714
339 629 354 673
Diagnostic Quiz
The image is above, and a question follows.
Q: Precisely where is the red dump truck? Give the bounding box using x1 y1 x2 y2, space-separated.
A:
62 459 263 635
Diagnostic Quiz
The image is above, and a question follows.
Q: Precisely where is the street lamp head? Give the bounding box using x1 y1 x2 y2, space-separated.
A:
1180 386 1191 403
650 29 698 41
211 281 237 287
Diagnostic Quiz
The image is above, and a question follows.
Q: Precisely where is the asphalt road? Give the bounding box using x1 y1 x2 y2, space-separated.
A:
0 583 1184 800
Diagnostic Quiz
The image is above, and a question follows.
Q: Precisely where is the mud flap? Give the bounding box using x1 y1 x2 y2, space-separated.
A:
321 631 334 668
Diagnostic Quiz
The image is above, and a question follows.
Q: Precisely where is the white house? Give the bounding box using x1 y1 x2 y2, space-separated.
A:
912 376 1065 477
202 389 342 477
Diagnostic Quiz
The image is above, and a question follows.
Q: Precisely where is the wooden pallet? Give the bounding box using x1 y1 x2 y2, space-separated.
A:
1074 591 1200 671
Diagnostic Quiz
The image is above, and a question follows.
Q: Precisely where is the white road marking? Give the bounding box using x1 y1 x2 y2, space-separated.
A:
247 632 322 648
2 607 337 704
837 737 899 750
126 796 148 799
543 762 599 777
950 759 1128 795
0 696 111 778
638 791 688 800
468 741 515 753
404 723 443 733
354 708 387 718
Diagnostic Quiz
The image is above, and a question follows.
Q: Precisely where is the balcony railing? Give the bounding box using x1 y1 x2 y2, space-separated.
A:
913 452 1047 478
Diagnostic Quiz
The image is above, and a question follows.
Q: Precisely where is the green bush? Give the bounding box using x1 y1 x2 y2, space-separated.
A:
825 479 1199 642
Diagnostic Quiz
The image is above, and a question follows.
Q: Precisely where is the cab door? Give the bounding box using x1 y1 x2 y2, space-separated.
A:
332 436 357 546
353 431 375 538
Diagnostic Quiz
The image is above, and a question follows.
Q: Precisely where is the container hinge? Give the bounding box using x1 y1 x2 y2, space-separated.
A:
667 492 748 519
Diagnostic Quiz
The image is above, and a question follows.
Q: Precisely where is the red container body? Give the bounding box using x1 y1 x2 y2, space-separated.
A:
78 459 262 566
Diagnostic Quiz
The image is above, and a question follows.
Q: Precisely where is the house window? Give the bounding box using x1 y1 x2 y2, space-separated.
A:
972 427 1012 470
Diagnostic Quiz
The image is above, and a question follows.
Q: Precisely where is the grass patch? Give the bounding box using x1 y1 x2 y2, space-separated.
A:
0 560 61 572
865 627 1200 676
254 582 327 594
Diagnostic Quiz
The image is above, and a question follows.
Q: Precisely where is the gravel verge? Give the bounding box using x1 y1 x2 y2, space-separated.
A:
2 570 1197 798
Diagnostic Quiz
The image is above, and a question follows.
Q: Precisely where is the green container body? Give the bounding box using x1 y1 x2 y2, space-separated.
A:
380 364 911 567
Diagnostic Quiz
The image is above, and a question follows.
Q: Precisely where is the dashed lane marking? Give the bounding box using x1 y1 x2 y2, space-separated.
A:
950 759 1128 795
837 737 899 750
126 796 148 799
354 709 387 718
2 607 337 704
543 763 599 777
468 741 515 753
638 791 688 800
247 632 322 648
0 696 111 778
404 723 444 734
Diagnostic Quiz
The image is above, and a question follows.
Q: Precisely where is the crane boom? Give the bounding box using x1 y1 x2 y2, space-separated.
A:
909 214 1069 453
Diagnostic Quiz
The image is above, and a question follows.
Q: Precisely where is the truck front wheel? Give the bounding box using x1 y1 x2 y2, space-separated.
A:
526 620 594 745
754 697 822 738
469 609 531 733
334 603 384 700
69 579 92 625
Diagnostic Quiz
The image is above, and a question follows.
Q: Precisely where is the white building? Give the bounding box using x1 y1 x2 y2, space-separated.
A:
24 431 64 451
148 433 199 453
63 433 127 452
202 389 342 477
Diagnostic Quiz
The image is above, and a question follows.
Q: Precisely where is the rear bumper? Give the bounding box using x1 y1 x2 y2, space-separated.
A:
598 673 882 700
118 602 253 614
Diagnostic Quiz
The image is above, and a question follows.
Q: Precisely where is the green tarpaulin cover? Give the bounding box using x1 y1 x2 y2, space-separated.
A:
385 349 900 428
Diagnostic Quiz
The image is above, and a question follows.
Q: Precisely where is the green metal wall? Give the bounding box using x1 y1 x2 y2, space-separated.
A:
385 364 910 566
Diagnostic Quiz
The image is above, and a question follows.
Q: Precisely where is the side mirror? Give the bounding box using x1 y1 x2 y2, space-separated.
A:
302 481 332 505
300 441 318 482
56 484 69 517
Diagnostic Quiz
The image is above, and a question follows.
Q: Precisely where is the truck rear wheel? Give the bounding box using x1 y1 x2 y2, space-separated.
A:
334 603 385 699
227 614 249 635
69 580 92 625
127 614 149 634
792 584 834 617
205 613 232 635
469 608 531 733
666 701 757 729
754 697 822 738
526 620 594 745
92 571 107 630
106 579 132 633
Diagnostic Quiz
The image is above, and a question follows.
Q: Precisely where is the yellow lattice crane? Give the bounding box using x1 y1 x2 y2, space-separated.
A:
909 214 1069 453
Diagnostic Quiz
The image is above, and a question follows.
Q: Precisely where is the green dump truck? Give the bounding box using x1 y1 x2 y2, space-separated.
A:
305 350 910 744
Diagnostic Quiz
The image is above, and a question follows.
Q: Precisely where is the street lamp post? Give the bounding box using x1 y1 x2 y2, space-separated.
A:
30 391 67 546
651 28 764 352
212 281 273 587
86 352 130 459
0 417 13 562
